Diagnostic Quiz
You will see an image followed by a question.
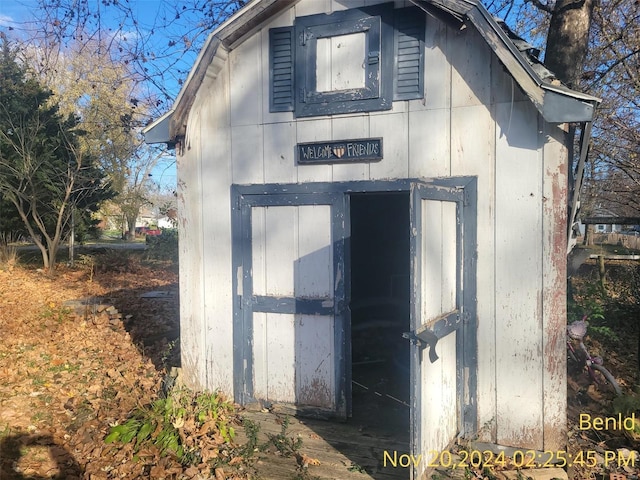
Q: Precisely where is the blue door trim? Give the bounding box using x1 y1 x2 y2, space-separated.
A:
230 178 477 428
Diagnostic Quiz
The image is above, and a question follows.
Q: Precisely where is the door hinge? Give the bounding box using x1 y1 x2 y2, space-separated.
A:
300 29 312 46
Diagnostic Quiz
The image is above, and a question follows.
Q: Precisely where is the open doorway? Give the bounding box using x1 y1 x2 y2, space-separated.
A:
349 192 410 438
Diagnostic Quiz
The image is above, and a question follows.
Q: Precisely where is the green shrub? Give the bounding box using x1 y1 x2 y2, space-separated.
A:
105 387 237 466
145 228 178 262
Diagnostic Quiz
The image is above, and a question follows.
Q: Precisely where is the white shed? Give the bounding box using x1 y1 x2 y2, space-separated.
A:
144 0 599 476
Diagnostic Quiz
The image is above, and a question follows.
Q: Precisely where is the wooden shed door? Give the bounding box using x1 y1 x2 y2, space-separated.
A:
235 192 348 417
409 181 475 479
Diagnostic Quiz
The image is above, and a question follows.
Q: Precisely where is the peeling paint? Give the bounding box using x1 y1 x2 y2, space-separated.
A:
299 377 332 408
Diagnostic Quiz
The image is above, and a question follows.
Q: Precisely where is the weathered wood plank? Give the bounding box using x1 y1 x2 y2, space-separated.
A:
294 205 335 409
237 410 408 479
179 106 207 390
253 311 269 400
541 122 568 450
494 100 544 449
200 68 234 393
441 201 457 314
419 200 459 463
296 314 335 408
450 104 495 443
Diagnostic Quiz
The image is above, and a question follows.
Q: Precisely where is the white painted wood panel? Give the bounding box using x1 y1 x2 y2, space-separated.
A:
369 112 409 180
421 199 457 320
295 0 330 17
450 28 491 108
411 13 450 112
252 313 297 402
252 207 267 296
422 200 443 321
419 199 458 464
450 104 496 442
420 331 458 451
491 55 529 105
265 206 297 296
251 202 335 409
296 314 335 407
229 33 262 126
253 311 269 399
295 205 333 297
179 106 206 390
408 108 450 179
441 201 457 313
494 100 544 450
231 124 264 184
296 119 332 182
200 73 234 393
316 33 366 92
264 122 297 184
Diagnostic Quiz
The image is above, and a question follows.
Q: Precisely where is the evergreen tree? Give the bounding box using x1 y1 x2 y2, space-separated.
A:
0 34 112 271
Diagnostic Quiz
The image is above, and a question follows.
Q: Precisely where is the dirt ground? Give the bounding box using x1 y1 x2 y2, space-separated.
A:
1 253 639 480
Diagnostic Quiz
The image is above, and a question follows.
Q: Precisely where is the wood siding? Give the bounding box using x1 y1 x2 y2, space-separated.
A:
179 0 567 451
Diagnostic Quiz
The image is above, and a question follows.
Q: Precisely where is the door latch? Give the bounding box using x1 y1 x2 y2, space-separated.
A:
403 328 439 363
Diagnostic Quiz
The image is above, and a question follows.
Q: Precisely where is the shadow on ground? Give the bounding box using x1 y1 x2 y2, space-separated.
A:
0 434 82 480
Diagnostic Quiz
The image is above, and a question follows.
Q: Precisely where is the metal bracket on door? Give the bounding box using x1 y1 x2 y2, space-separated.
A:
402 328 439 363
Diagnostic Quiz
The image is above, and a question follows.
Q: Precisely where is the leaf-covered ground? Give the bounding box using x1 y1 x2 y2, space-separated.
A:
1 253 639 480
0 255 199 479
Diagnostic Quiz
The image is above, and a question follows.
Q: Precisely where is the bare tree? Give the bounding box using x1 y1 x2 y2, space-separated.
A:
484 0 639 230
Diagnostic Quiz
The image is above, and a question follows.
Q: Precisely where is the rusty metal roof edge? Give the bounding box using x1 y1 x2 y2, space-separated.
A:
415 0 600 121
466 2 600 114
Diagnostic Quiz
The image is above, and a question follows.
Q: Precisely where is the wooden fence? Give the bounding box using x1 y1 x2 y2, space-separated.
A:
588 233 640 250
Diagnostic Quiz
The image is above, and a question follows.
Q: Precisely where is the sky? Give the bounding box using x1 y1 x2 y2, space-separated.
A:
0 0 213 190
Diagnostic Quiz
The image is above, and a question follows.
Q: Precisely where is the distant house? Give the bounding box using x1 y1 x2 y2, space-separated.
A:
144 0 599 475
581 207 626 235
135 207 156 229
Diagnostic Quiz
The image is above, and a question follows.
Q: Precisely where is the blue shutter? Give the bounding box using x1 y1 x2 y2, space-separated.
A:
394 8 425 101
269 26 294 112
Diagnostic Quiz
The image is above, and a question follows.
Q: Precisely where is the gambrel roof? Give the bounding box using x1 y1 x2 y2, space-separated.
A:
144 0 600 145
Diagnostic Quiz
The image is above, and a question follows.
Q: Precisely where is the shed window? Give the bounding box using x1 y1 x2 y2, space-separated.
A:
269 5 425 116
295 5 393 117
